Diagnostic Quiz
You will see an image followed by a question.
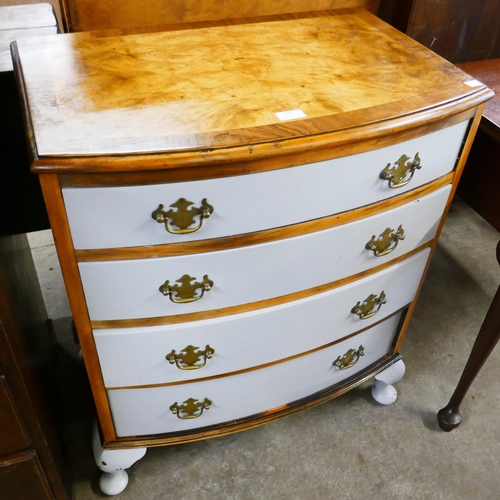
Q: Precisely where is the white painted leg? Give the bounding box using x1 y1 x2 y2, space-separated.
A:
92 422 147 496
371 359 406 405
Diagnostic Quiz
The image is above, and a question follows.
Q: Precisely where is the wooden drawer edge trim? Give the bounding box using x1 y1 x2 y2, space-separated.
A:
91 245 428 329
0 375 32 451
76 176 452 262
0 450 55 500
102 353 402 449
392 103 487 355
44 109 477 180
105 307 405 391
10 43 38 165
38 174 117 443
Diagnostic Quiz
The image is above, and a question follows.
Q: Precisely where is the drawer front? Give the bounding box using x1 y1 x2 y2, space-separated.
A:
80 186 450 321
95 249 428 388
0 451 53 500
0 375 31 454
63 121 467 250
107 313 400 437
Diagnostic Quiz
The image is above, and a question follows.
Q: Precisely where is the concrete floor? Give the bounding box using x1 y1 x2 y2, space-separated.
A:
28 197 500 500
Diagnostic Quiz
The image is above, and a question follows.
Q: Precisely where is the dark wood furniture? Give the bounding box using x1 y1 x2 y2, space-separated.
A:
437 59 500 431
377 1 500 65
456 59 500 232
0 233 70 499
377 0 414 34
404 0 500 64
0 3 57 236
0 4 70 498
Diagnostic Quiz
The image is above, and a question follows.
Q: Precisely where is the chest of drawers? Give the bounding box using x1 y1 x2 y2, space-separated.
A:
12 8 492 495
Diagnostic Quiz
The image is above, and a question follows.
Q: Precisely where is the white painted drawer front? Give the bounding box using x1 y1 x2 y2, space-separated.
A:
108 313 400 437
63 121 467 250
80 186 450 321
95 249 428 388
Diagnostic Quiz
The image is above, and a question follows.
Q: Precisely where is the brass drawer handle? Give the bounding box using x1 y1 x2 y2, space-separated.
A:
152 198 214 234
170 398 212 419
333 345 365 370
166 345 215 370
365 225 405 257
380 153 421 189
159 274 213 303
351 291 387 320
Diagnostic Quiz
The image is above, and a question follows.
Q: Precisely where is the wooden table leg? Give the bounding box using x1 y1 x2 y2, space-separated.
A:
437 241 500 431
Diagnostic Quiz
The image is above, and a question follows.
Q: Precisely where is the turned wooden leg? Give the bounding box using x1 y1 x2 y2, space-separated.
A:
92 422 147 495
438 242 500 431
372 359 406 405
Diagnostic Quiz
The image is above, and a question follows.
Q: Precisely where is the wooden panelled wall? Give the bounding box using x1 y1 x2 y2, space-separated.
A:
59 0 379 32
379 0 500 64
2 0 498 63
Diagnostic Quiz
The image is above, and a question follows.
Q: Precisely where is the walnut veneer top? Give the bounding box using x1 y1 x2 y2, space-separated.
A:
12 9 492 165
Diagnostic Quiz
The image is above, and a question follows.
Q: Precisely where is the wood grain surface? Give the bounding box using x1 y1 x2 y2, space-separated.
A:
12 10 491 163
407 0 500 64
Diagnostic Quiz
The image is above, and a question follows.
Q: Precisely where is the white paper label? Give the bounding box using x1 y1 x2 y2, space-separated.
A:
275 109 307 121
464 79 483 88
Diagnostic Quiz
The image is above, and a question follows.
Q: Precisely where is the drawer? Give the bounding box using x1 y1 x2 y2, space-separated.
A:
95 249 429 388
107 313 400 437
80 186 450 321
0 375 30 455
0 451 53 500
63 121 468 250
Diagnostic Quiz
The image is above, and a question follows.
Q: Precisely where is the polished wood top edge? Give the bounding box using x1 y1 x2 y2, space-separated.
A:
90 244 428 329
30 92 490 174
37 174 117 443
104 308 404 391
58 111 473 187
103 353 401 449
10 42 39 164
76 175 451 262
17 9 492 166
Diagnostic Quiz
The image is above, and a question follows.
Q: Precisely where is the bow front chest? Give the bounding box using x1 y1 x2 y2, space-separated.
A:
12 9 492 495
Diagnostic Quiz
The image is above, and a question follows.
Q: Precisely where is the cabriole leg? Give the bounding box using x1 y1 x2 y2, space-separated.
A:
92 422 147 496
437 242 500 431
371 359 406 405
